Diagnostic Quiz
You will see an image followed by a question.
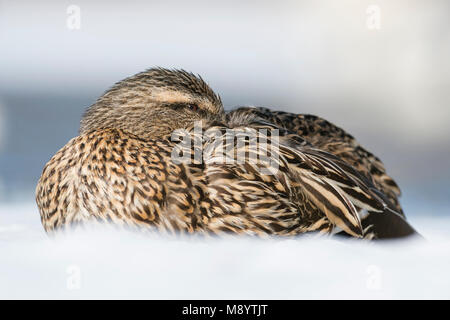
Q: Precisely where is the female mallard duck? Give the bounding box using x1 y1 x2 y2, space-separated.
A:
36 68 418 239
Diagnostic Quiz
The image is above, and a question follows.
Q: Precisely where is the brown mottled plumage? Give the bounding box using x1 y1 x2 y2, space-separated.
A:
227 107 417 238
36 68 418 239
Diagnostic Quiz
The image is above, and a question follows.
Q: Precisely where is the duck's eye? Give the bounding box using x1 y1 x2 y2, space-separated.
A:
187 104 199 112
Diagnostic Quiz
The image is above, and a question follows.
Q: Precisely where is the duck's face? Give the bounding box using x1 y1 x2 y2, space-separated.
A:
80 68 224 139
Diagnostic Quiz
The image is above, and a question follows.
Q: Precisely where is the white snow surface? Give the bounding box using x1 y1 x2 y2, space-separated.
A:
1 202 449 299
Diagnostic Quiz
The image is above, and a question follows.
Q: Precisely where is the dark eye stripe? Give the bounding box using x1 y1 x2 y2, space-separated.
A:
169 103 202 113
167 103 186 110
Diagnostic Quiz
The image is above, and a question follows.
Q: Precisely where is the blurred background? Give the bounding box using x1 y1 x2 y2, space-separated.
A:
0 0 449 217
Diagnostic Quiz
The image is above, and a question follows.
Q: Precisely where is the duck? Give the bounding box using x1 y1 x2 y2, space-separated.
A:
35 68 418 239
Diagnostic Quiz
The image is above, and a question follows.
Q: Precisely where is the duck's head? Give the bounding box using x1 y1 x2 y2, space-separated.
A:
80 68 224 139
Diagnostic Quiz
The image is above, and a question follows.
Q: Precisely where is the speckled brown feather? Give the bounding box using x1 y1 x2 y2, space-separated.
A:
227 107 403 215
36 68 417 239
36 127 330 236
36 122 389 238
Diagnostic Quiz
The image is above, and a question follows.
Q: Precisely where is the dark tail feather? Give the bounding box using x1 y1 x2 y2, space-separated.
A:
361 209 422 240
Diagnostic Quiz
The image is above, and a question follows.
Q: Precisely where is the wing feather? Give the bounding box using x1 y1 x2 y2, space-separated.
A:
224 111 397 237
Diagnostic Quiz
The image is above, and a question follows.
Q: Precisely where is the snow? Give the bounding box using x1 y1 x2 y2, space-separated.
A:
1 202 449 299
